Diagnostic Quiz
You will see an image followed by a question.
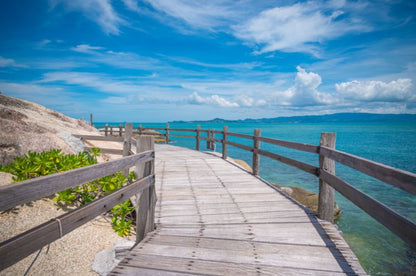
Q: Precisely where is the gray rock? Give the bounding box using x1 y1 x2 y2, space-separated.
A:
57 131 85 153
92 240 135 275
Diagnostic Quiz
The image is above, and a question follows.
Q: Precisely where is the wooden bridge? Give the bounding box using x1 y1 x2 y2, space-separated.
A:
111 144 365 275
1 124 415 275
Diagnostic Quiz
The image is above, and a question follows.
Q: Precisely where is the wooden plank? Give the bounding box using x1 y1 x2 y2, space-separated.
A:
74 134 124 142
169 134 196 139
227 132 254 140
128 235 353 273
110 265 193 276
320 146 416 196
0 176 153 271
0 151 154 211
320 169 416 249
168 128 196 132
84 147 124 155
226 140 253 152
258 136 319 153
114 253 349 276
113 143 366 275
258 149 318 176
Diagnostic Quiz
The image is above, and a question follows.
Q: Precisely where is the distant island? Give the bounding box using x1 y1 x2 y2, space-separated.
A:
171 113 416 124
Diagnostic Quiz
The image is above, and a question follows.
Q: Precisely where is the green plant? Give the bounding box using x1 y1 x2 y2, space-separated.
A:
0 148 137 236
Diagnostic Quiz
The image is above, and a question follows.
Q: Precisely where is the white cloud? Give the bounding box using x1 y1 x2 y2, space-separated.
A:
0 56 27 68
142 0 244 31
122 0 141 13
71 44 104 54
39 71 144 94
234 2 368 55
268 66 336 106
335 79 414 102
188 92 239 107
68 44 162 70
49 0 126 35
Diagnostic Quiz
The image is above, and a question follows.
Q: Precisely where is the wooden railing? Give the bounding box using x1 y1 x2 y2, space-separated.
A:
0 125 156 271
104 123 415 249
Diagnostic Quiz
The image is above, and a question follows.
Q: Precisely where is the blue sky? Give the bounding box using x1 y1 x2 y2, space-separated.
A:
0 0 415 122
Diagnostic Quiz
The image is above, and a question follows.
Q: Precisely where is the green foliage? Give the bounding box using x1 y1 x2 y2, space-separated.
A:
0 148 137 237
111 200 135 236
0 149 96 182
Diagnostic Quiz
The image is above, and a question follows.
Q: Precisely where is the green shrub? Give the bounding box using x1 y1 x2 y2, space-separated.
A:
0 149 136 237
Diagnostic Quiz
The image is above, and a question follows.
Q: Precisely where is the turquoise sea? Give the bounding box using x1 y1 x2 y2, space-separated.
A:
96 121 416 275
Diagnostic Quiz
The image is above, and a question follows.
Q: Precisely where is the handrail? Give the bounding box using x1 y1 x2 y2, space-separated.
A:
0 125 157 271
127 124 415 249
0 175 153 271
0 151 154 211
320 146 416 196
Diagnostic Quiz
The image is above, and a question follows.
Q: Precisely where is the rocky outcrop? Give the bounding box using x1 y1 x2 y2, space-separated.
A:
0 94 99 165
275 184 341 221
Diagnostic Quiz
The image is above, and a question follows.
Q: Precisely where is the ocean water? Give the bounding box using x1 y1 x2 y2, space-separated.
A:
96 122 416 275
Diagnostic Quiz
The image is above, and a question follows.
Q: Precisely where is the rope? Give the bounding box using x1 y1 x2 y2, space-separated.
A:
54 218 63 238
23 248 43 276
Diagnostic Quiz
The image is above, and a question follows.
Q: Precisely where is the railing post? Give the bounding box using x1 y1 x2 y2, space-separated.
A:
139 124 143 135
212 131 216 151
318 132 336 223
196 125 201 151
165 123 170 144
105 124 108 136
135 135 156 243
206 129 210 149
222 126 228 159
90 113 93 126
119 124 123 137
253 129 261 176
110 126 113 136
122 123 133 177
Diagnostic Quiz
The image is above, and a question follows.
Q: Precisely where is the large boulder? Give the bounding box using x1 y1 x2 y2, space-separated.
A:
0 94 99 166
276 185 341 221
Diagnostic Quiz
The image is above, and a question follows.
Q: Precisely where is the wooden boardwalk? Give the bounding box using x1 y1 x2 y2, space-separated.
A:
111 144 366 275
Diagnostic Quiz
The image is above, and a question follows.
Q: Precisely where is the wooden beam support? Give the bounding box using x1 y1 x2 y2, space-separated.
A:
318 132 336 223
252 129 261 176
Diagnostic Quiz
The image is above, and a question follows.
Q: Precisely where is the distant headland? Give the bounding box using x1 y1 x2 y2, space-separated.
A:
170 113 416 124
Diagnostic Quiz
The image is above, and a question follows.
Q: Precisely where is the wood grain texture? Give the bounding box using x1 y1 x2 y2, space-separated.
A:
226 140 253 152
135 135 156 243
0 176 153 271
320 169 416 249
222 126 228 160
0 151 154 211
227 132 254 139
169 134 196 139
112 144 366 275
74 134 124 142
318 133 336 223
258 149 318 176
320 146 416 196
258 136 319 153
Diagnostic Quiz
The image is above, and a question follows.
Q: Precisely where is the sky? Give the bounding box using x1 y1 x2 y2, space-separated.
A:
0 0 415 122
